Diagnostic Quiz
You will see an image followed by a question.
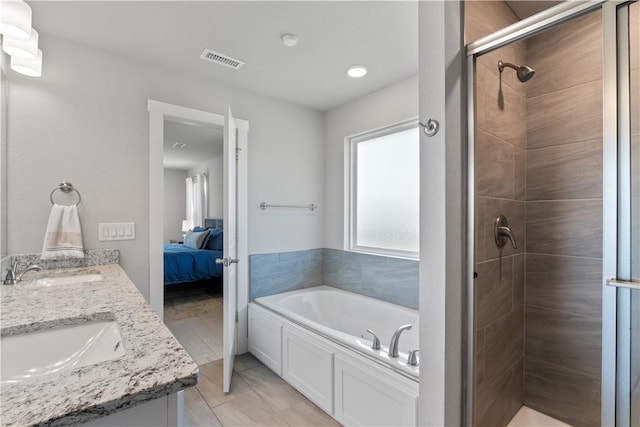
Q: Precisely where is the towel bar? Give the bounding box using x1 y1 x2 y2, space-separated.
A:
50 181 82 206
259 202 316 211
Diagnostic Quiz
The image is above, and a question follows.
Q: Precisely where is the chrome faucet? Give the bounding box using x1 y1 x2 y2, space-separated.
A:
3 262 43 285
494 215 517 249
407 349 419 366
388 324 412 358
366 329 381 350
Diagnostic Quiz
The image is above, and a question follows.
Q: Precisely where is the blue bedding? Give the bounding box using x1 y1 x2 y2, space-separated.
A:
164 244 223 285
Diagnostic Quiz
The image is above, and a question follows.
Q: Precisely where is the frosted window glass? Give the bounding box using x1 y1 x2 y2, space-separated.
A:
355 127 419 254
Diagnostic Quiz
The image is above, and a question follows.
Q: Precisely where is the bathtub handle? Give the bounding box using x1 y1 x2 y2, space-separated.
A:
366 329 381 350
407 350 419 366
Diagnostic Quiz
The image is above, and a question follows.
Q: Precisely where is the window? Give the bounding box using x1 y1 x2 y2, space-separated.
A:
348 120 419 258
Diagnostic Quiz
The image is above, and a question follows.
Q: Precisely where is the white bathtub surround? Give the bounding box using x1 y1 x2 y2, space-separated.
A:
0 264 198 426
249 286 419 426
507 406 572 427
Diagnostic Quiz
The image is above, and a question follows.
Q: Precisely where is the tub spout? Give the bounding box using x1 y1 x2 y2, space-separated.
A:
388 324 412 358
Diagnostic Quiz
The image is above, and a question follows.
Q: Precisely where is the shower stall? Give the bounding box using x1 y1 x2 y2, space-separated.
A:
465 1 639 426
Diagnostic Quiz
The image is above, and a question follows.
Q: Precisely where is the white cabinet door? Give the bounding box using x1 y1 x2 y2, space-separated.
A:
334 352 418 426
282 326 334 414
248 305 282 375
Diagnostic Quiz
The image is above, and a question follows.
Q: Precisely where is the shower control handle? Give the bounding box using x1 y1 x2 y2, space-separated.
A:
494 215 517 249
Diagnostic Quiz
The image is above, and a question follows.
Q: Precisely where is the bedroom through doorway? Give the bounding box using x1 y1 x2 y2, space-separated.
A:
162 117 225 365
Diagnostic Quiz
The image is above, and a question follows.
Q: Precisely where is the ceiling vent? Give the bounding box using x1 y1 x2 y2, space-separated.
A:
200 49 245 70
171 142 187 149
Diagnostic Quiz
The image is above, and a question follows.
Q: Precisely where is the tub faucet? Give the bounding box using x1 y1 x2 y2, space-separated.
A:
366 329 381 350
407 350 419 366
3 262 43 285
388 324 412 358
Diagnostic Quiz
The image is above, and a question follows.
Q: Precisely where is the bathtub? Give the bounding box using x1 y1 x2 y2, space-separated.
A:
255 285 420 379
248 286 419 426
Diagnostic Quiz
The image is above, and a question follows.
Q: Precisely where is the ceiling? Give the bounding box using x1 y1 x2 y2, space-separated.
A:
31 1 418 112
163 119 223 170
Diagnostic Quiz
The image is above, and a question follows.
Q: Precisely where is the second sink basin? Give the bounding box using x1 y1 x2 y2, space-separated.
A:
1 320 125 384
36 274 104 286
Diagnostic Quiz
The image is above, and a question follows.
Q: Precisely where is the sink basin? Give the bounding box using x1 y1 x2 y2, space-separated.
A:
36 274 104 286
1 320 125 384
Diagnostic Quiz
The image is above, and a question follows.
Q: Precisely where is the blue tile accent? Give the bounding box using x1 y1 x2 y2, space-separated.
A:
250 249 323 299
250 248 418 309
323 249 418 309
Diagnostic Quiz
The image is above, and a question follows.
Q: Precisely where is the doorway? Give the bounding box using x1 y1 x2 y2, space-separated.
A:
147 100 249 383
162 117 225 366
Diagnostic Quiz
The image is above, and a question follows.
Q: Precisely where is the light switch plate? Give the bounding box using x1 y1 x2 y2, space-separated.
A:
98 223 135 241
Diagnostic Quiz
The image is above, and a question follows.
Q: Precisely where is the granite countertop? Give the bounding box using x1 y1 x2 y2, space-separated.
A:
0 264 198 427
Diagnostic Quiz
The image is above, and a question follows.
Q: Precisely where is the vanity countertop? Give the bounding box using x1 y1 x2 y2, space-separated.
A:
0 264 198 427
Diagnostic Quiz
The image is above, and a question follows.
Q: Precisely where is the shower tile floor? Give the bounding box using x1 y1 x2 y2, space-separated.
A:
164 288 338 426
507 406 572 427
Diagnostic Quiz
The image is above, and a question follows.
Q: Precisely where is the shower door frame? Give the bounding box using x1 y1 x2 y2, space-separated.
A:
464 1 614 425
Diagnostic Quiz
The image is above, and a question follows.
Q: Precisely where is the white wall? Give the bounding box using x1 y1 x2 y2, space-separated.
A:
163 168 186 243
187 156 223 220
322 75 419 249
1 54 8 258
6 35 324 299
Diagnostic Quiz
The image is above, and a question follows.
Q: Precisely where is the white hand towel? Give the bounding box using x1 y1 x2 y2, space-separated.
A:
41 204 85 259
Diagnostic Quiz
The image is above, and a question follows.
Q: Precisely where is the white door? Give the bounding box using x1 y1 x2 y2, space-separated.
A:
220 105 238 393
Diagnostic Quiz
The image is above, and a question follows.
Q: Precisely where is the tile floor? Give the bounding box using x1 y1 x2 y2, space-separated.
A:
165 286 223 365
164 287 339 426
185 355 340 427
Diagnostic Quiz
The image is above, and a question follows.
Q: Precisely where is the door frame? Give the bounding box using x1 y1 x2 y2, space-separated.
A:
147 99 250 354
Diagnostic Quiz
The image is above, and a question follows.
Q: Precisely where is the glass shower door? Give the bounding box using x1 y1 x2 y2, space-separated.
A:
629 1 639 424
612 1 640 425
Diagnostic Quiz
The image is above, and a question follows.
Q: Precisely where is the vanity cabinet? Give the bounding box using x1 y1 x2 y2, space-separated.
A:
81 392 182 427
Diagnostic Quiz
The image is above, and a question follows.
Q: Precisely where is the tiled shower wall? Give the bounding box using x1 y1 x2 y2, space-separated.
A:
523 12 603 427
466 2 526 426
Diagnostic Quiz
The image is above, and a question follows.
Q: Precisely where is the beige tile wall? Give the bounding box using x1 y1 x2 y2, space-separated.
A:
466 2 526 426
523 10 603 427
468 4 605 427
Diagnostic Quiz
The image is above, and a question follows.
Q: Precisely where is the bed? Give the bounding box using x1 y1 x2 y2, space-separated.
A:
164 220 224 286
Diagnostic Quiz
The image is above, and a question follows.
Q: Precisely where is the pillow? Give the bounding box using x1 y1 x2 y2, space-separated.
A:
192 226 211 247
184 230 209 249
204 228 224 251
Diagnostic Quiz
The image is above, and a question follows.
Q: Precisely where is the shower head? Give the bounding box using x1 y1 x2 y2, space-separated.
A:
498 60 535 82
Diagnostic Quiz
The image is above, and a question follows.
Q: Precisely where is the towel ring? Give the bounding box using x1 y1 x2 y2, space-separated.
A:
49 181 82 206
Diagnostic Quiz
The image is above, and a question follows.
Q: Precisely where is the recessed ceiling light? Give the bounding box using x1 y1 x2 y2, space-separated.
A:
347 65 367 78
281 34 298 47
